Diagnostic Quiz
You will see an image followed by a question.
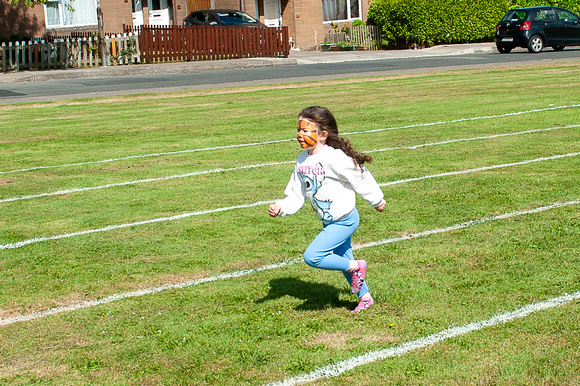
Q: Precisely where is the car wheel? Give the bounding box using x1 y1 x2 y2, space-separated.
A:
552 46 565 51
527 35 544 53
497 46 512 54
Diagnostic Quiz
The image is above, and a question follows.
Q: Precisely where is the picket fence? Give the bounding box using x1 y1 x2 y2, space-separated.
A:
0 33 140 72
1 25 290 72
325 25 382 50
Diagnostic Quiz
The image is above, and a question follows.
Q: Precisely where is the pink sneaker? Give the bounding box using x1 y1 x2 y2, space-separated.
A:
351 294 374 313
350 260 367 293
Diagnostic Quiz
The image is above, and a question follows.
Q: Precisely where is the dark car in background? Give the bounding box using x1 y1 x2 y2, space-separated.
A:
183 9 265 27
495 6 580 53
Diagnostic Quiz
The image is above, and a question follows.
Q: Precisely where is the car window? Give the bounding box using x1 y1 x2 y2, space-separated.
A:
556 9 578 22
216 11 258 25
193 12 205 22
207 13 220 25
504 10 527 22
532 9 555 21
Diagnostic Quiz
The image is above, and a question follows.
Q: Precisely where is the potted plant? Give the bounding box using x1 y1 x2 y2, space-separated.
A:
338 41 356 51
321 41 335 51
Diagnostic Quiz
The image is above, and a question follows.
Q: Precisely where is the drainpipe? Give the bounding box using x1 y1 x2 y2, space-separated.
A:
239 0 245 11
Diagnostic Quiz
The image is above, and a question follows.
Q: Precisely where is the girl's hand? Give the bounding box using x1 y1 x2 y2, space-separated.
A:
268 204 281 217
375 200 386 212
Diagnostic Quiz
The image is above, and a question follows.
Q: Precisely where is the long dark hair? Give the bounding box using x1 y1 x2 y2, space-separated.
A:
298 106 372 168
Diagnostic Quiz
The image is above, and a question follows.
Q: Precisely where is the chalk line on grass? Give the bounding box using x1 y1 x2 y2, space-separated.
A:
269 290 580 386
3 125 577 204
342 104 580 136
378 152 579 187
366 124 580 153
1 153 577 250
0 200 275 250
354 199 579 250
0 258 301 327
2 104 577 175
0 161 294 203
1 199 577 327
0 139 294 175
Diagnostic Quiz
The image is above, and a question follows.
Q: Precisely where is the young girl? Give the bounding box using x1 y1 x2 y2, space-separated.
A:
268 106 386 313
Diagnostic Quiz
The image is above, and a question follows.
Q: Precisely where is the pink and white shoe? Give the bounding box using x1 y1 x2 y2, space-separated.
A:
351 294 374 313
350 260 367 294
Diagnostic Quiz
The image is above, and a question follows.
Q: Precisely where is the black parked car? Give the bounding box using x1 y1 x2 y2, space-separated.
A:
495 6 580 53
183 9 265 27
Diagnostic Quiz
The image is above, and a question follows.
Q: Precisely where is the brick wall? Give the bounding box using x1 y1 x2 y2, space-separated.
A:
0 1 45 39
100 0 133 31
291 0 326 49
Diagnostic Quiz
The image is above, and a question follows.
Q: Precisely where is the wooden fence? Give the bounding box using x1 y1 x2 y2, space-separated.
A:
138 25 289 63
325 25 382 50
1 34 140 72
1 25 289 72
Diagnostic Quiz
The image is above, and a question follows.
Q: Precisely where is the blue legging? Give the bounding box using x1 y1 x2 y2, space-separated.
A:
303 208 369 297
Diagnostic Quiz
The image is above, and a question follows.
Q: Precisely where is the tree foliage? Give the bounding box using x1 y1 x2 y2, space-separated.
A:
11 0 51 6
367 0 580 46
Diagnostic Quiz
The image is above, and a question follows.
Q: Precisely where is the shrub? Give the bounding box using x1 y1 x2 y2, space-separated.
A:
367 0 580 46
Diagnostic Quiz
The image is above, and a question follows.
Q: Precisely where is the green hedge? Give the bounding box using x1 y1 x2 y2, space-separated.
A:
367 0 580 46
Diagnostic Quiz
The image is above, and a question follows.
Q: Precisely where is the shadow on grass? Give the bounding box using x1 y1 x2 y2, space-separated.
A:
256 277 355 311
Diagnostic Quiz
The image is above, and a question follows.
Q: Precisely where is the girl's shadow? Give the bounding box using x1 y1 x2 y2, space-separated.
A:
256 277 354 311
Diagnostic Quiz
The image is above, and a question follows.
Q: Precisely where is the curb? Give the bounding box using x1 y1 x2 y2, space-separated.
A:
0 57 298 84
0 43 496 84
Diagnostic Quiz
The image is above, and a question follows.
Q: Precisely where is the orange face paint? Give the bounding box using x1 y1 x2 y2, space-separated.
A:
296 119 318 149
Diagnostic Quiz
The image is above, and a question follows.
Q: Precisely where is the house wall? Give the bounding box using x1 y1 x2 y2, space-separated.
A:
0 1 44 39
1 0 190 39
291 0 326 49
100 0 133 31
242 0 371 50
1 0 371 48
172 0 190 25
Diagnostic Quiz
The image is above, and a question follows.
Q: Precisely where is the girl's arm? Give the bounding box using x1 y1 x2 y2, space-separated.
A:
375 199 386 212
272 167 305 217
334 155 385 209
268 203 281 217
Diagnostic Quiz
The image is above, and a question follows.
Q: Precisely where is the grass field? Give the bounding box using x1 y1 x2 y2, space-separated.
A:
0 61 579 385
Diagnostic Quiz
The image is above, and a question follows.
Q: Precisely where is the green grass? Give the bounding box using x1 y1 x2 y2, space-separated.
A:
0 62 579 384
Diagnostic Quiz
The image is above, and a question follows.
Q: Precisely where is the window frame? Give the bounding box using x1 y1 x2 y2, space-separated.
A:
44 0 98 29
321 0 362 24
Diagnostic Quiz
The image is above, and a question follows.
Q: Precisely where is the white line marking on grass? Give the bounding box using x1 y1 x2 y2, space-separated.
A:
3 126 577 204
0 139 294 175
0 200 275 250
342 104 580 135
0 258 300 328
2 104 577 175
269 291 580 386
354 200 579 250
1 153 577 249
378 152 579 188
366 124 580 153
0 162 294 203
0 199 577 327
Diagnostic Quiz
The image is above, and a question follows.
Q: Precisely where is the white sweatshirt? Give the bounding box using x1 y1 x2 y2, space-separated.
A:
277 145 384 223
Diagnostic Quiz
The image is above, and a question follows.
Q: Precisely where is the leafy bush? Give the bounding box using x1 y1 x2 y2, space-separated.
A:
367 0 580 46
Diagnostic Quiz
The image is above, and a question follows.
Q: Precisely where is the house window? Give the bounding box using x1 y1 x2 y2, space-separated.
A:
321 0 360 22
45 0 98 28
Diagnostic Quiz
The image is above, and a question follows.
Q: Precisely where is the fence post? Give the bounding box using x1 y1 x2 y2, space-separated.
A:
97 6 108 66
8 42 14 71
1 43 6 72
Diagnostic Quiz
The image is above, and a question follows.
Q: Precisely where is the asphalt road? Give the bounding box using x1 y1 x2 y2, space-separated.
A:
1 48 579 104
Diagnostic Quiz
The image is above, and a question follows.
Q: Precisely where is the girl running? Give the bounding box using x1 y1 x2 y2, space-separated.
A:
268 106 385 313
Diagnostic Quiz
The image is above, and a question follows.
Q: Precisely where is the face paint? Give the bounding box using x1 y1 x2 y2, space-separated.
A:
296 119 318 149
